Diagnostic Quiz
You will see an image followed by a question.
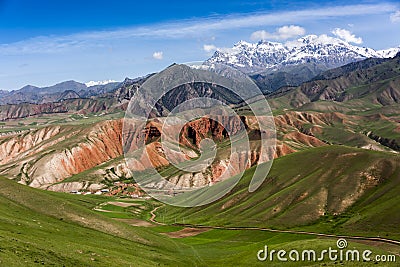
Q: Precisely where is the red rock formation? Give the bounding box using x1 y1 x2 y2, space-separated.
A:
283 132 326 147
274 143 296 158
58 120 123 176
0 110 340 191
179 116 242 148
0 126 62 164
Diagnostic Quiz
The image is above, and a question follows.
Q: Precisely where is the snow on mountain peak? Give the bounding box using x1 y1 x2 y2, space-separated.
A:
207 35 400 73
85 80 117 87
234 40 253 47
377 46 400 58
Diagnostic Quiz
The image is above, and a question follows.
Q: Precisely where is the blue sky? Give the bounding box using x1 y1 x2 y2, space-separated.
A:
0 0 399 90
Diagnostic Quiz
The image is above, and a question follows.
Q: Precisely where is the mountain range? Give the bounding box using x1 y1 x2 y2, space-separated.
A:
0 80 121 105
207 35 400 92
207 35 400 73
0 52 399 189
268 53 400 108
1 35 399 104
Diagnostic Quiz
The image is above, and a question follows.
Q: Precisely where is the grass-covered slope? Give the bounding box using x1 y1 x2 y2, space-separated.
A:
0 153 398 266
160 146 400 239
0 176 198 266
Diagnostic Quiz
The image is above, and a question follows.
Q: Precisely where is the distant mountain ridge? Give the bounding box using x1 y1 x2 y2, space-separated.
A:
0 80 121 105
1 46 400 119
207 35 400 74
267 52 400 109
206 35 399 92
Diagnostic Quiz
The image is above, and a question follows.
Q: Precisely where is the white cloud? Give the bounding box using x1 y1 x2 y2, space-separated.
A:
251 25 306 41
0 3 395 55
250 30 270 41
390 10 400 23
203 44 217 52
277 25 306 39
331 28 363 44
152 51 163 60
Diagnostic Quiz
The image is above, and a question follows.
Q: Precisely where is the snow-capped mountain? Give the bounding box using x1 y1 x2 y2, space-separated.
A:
207 35 400 73
85 79 117 87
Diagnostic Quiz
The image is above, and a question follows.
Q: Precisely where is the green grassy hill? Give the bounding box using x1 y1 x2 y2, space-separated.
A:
3 164 400 266
1 149 399 266
160 146 400 240
0 176 197 266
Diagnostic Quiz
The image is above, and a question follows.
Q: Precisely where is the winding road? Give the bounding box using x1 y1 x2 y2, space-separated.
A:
149 206 165 225
149 206 400 247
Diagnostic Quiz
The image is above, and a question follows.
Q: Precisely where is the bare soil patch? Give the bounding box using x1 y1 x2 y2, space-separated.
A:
163 227 209 238
93 208 113 213
108 201 139 207
115 218 154 227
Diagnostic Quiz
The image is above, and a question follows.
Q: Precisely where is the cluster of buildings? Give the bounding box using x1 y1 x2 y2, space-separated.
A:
70 188 110 195
70 181 143 197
